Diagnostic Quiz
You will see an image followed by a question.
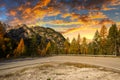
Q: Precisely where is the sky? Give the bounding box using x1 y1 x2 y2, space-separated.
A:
0 0 120 41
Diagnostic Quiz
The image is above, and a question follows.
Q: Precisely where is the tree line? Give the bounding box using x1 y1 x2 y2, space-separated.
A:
0 24 120 58
64 24 120 56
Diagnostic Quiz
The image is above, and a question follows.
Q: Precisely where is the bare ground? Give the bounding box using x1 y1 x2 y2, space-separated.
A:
0 62 120 80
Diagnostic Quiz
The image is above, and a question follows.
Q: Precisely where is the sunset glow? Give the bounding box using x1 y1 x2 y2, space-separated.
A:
0 0 120 40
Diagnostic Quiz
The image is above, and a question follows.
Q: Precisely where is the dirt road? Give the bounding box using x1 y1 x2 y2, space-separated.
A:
0 56 120 75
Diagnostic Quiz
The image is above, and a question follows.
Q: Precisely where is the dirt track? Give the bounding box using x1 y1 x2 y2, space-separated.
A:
0 56 120 75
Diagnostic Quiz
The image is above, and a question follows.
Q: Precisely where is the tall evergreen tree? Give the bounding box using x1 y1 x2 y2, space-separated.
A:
81 37 88 55
0 22 5 38
77 34 80 44
0 23 5 55
70 38 78 54
14 38 26 57
77 34 81 54
108 24 119 55
0 34 5 57
40 42 51 56
99 25 107 55
117 29 120 55
45 42 51 55
92 30 100 55
100 25 107 39
27 35 38 56
93 30 100 42
64 37 70 54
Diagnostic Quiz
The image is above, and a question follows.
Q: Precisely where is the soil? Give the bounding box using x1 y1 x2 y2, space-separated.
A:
0 62 120 80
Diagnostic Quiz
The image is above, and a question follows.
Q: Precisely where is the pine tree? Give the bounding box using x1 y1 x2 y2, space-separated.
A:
46 42 51 51
0 22 5 49
14 38 26 57
4 38 12 58
88 42 94 55
93 30 100 42
92 30 100 55
28 34 42 56
0 24 7 58
100 25 107 39
39 37 47 49
77 34 80 44
81 37 88 55
64 37 70 54
0 22 5 38
99 25 107 55
108 24 119 55
77 34 81 54
40 48 46 56
0 35 4 55
117 29 120 56
48 42 58 55
70 38 78 54
45 41 51 55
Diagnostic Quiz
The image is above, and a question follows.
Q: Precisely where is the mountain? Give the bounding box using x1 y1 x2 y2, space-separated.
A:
5 24 65 48
0 21 11 31
0 22 66 57
32 26 65 47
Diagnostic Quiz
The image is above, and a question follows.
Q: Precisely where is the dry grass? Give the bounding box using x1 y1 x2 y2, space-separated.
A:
35 64 55 70
60 62 98 68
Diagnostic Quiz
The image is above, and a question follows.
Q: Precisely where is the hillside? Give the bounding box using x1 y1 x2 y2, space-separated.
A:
6 24 65 48
0 21 66 58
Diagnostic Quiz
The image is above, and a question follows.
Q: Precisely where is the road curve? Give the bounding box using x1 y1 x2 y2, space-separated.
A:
0 56 120 75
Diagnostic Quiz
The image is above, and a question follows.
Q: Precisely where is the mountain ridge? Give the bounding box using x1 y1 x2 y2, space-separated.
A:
0 21 65 48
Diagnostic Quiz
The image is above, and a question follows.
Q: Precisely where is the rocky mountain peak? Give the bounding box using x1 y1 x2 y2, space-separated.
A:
5 23 65 48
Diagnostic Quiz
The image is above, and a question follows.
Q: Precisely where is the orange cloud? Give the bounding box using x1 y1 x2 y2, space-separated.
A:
109 0 120 6
60 11 109 26
102 6 117 11
62 28 78 34
9 10 17 16
23 8 31 14
99 18 115 25
42 0 51 7
18 6 23 11
7 0 116 28
46 7 61 16
70 13 81 20
8 0 61 25
61 13 71 18
34 0 51 9
89 12 107 19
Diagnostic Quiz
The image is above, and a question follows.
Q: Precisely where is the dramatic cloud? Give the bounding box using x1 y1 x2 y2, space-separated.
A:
1 0 118 25
88 12 107 19
99 18 115 25
0 0 120 39
59 0 120 11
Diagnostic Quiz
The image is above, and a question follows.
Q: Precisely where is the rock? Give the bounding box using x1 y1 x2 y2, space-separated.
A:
2 23 65 48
